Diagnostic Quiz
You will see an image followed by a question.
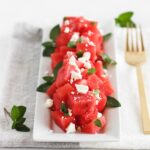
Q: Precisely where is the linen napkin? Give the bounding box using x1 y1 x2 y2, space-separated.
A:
0 23 79 149
80 28 150 149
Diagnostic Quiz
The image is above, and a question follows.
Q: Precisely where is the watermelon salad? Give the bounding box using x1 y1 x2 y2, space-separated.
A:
37 17 121 134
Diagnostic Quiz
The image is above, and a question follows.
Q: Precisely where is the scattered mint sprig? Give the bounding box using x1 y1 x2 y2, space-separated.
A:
103 33 112 41
76 50 83 58
50 24 60 41
87 68 96 75
61 103 69 116
37 61 63 93
115 11 136 27
106 96 121 107
94 119 102 127
4 106 30 132
42 24 60 57
101 53 117 69
42 41 55 57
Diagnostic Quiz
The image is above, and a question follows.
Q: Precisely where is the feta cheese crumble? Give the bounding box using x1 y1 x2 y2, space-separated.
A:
84 61 91 69
64 27 70 33
45 98 53 108
70 32 79 42
97 112 102 118
88 30 93 36
69 56 77 66
66 123 76 133
78 52 91 69
81 36 90 43
83 52 91 60
88 41 95 46
75 84 89 94
68 108 72 116
70 70 82 83
96 100 99 105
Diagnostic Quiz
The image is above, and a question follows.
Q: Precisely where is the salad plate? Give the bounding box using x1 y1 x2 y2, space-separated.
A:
33 18 120 142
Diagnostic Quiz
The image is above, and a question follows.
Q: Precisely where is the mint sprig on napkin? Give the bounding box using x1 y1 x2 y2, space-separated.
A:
4 105 30 132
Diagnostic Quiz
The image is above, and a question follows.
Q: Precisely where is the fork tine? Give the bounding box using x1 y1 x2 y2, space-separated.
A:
126 24 129 52
131 24 135 52
136 26 139 52
139 25 145 51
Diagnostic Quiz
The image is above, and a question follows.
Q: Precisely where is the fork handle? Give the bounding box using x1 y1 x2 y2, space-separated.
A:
136 65 150 134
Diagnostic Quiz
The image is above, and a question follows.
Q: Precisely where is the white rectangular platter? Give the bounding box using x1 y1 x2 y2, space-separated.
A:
33 21 120 142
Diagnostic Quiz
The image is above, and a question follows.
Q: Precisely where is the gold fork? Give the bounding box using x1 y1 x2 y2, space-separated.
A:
125 25 150 134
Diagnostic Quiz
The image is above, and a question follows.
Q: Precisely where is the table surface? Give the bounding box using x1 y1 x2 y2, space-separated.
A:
0 0 150 149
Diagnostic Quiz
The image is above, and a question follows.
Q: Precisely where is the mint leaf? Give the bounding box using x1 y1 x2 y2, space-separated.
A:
43 47 55 57
42 41 55 57
67 41 76 48
103 33 112 41
12 118 26 129
43 76 55 84
4 106 30 132
63 17 67 21
42 41 55 48
94 119 102 127
101 53 117 69
37 62 62 93
50 24 60 41
90 21 97 26
93 89 100 95
15 124 30 132
87 68 96 75
115 11 136 27
76 50 83 58
36 82 50 93
107 96 121 107
53 61 63 78
10 106 26 121
77 37 82 43
61 103 69 116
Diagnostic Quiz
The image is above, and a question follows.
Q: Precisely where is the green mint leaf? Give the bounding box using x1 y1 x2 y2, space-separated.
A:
115 11 136 27
106 96 121 107
43 76 55 84
36 82 50 93
15 124 30 132
42 41 55 48
43 47 55 57
94 119 102 127
67 41 76 48
53 61 63 78
76 50 83 58
77 37 82 43
90 21 97 26
12 118 26 129
63 17 67 21
93 89 100 95
10 106 26 121
87 68 96 75
101 53 117 69
50 24 60 41
61 103 69 116
103 33 112 41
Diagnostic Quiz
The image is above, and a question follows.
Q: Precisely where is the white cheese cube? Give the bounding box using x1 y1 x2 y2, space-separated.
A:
66 123 76 133
45 98 53 108
75 84 89 94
